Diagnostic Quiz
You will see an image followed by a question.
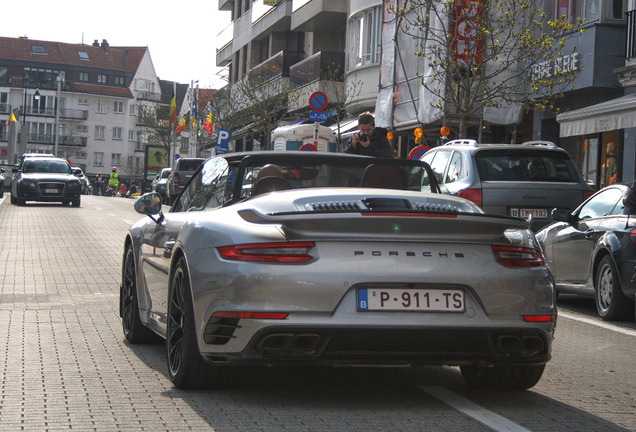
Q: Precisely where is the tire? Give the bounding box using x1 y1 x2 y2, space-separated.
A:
120 245 159 344
167 257 232 389
72 197 81 207
17 198 25 206
460 364 545 390
595 255 634 321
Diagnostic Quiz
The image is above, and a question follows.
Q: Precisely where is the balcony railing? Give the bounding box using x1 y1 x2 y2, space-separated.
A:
136 91 162 102
290 51 345 89
249 50 304 83
627 10 636 58
60 109 88 120
0 103 9 114
59 136 88 147
25 105 56 116
0 130 7 141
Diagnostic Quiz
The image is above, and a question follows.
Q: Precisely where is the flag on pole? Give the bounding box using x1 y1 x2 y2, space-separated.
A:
191 88 198 127
175 114 188 133
9 108 19 123
169 83 177 125
203 111 213 135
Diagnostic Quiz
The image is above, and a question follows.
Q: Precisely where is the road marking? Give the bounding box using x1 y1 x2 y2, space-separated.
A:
420 386 531 431
419 386 532 432
559 311 636 337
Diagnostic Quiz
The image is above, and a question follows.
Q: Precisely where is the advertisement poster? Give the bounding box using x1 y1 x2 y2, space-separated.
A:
145 145 169 179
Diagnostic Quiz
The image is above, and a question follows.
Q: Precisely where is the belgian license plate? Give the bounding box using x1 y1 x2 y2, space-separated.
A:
357 288 465 312
510 208 548 219
45 188 58 194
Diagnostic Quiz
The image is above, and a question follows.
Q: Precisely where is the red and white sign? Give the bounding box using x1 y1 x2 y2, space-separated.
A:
452 0 484 68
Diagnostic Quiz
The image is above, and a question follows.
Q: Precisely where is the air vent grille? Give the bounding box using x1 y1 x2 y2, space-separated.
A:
307 201 362 211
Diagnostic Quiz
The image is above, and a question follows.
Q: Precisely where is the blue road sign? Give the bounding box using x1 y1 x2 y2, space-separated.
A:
309 111 329 122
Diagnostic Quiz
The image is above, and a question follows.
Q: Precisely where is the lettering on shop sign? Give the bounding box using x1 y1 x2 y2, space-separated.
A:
595 116 619 132
531 53 580 81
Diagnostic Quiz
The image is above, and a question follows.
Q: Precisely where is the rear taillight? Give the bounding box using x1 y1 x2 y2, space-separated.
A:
174 172 180 183
492 245 545 267
217 242 315 263
457 188 483 207
629 229 636 246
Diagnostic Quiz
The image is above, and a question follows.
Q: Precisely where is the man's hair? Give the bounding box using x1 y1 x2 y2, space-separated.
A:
358 112 375 126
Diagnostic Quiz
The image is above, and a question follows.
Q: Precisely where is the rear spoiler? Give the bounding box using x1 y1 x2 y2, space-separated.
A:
238 208 532 243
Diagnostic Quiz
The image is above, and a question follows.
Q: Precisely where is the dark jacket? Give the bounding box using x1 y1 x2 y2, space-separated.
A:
345 127 393 158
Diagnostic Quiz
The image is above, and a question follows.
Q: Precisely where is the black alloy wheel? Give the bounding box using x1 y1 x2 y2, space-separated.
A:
167 257 231 389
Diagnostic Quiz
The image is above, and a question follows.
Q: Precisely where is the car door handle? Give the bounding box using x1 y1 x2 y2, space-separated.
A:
163 240 176 258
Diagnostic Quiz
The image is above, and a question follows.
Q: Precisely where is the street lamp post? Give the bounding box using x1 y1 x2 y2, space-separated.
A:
54 75 61 157
19 88 40 158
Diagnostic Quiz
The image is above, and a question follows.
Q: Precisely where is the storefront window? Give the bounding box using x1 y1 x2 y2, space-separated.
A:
600 131 621 188
552 0 599 24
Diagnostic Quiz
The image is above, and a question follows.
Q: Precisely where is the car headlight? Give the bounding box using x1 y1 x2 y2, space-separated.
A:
21 180 37 188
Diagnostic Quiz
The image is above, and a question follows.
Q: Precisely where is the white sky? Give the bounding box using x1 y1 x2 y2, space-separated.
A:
2 0 232 88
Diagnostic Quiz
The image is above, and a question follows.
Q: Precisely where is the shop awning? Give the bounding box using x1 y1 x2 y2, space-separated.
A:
557 93 636 137
329 118 359 135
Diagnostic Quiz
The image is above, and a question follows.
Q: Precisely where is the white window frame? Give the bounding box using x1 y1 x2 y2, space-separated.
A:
348 6 381 69
94 152 104 166
113 101 124 113
95 125 105 140
112 127 123 140
96 99 107 113
111 153 121 166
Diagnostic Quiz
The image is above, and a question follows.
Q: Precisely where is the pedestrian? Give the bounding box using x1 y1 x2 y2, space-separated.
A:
344 111 393 158
95 172 104 195
108 167 119 196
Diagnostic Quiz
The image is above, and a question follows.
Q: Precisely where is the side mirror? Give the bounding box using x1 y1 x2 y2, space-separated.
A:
552 208 572 223
134 192 163 217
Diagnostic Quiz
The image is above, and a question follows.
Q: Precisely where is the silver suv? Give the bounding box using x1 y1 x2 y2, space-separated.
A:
166 158 205 205
421 139 594 230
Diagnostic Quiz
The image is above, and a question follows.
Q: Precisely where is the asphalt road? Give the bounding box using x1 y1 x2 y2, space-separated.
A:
0 194 634 431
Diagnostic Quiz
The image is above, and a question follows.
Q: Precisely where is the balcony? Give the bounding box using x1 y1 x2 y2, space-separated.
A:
0 103 9 114
60 109 88 120
136 91 162 102
249 50 304 83
25 105 56 117
216 23 234 66
218 0 233 11
291 0 347 32
289 51 344 89
252 0 293 40
59 136 88 147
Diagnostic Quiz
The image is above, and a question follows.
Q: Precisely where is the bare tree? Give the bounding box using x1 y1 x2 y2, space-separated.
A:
389 0 583 138
215 64 301 149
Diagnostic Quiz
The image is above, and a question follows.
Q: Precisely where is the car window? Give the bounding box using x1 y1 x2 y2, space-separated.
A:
577 187 624 220
475 150 580 182
424 150 451 184
176 159 205 171
173 158 232 212
445 151 463 183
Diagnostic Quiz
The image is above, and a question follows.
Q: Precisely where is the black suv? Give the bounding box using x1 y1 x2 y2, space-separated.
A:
11 157 82 206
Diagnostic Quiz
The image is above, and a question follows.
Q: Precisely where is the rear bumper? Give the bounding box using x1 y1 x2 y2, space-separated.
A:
202 325 553 367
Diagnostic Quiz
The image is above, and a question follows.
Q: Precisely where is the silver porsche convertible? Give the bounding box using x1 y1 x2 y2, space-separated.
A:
120 152 556 390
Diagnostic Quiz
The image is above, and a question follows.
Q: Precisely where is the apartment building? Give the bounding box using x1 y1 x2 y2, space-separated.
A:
0 36 180 182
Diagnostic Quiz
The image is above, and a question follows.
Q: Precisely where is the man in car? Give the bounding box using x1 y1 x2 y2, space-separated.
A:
345 112 393 158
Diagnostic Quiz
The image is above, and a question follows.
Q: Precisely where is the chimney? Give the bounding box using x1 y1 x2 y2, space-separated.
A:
93 40 99 47
101 39 109 53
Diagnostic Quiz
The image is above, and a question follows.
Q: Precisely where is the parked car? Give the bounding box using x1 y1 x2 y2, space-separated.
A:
11 157 82 207
71 167 92 195
421 139 594 230
536 183 636 321
120 151 555 390
166 157 205 205
151 167 171 203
